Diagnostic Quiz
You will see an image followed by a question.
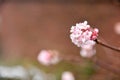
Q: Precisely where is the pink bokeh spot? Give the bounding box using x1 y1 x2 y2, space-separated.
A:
37 50 60 66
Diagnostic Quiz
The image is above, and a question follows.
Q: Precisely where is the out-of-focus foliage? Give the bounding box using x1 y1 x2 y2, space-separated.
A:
0 59 95 80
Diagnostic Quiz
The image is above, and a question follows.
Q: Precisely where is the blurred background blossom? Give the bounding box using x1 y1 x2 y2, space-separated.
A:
114 22 120 35
0 66 56 80
61 71 75 80
37 50 61 66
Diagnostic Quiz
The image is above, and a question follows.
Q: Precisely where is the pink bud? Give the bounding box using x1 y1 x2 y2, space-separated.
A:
91 28 99 40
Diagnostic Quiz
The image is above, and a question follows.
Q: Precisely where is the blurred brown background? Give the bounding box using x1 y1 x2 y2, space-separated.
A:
0 0 120 79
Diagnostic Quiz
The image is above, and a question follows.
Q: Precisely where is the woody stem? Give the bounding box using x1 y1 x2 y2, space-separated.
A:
95 39 120 52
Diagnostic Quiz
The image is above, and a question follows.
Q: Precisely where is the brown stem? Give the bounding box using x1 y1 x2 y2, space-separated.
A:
95 39 120 52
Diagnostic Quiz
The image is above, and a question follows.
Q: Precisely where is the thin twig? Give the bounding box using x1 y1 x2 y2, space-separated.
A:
95 39 120 52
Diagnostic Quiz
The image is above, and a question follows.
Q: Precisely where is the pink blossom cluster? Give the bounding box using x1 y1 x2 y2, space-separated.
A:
70 21 99 47
37 50 60 66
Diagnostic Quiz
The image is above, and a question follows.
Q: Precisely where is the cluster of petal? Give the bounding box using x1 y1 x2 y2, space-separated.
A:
80 40 96 58
70 21 99 47
62 71 75 80
37 50 60 66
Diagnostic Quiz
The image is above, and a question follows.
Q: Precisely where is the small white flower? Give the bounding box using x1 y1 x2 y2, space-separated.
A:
62 71 75 80
80 40 96 58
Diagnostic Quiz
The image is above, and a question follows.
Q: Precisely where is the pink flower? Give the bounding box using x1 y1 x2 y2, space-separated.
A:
70 21 99 47
37 50 60 66
62 71 75 80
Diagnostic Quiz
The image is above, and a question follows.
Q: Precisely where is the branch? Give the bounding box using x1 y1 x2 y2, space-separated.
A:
95 39 120 52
